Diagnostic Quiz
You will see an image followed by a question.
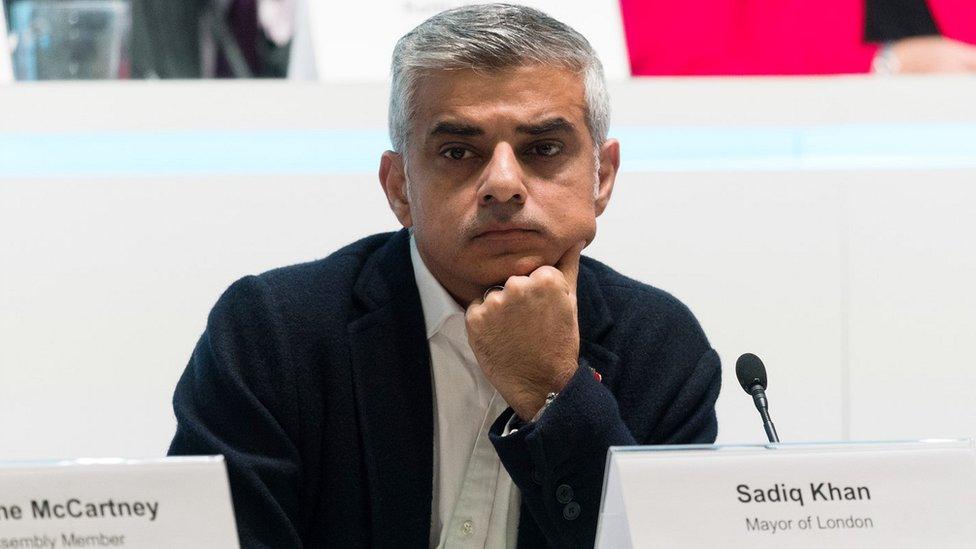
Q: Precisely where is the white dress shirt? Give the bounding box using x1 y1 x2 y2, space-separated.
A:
410 236 520 549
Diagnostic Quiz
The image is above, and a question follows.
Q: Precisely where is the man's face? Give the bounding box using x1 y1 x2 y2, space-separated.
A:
380 65 619 305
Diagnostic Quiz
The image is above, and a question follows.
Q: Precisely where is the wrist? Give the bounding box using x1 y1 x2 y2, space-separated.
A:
512 391 548 422
531 391 559 422
511 361 577 420
549 362 576 393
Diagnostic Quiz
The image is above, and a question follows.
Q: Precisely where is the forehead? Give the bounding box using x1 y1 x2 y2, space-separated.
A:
410 65 588 135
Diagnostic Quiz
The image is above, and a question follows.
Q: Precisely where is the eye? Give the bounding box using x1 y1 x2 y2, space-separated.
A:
440 146 474 160
529 142 563 157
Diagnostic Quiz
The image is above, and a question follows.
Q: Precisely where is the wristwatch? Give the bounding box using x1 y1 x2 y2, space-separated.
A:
531 391 559 423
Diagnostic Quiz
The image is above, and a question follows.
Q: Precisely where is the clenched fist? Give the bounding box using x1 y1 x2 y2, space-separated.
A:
465 241 587 421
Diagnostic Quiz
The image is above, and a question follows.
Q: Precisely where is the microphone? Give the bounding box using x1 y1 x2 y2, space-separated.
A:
735 353 780 443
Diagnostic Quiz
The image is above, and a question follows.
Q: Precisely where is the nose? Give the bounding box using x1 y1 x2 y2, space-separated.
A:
478 142 527 206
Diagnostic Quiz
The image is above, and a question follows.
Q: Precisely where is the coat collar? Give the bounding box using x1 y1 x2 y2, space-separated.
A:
347 229 618 545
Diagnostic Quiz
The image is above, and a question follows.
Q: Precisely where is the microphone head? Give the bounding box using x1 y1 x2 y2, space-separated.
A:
735 353 768 393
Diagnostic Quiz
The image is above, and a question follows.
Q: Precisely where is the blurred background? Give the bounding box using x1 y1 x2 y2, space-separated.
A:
1 1 975 460
4 0 975 81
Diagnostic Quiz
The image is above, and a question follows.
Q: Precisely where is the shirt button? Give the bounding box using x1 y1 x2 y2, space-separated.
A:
459 519 475 537
556 484 574 504
563 501 581 521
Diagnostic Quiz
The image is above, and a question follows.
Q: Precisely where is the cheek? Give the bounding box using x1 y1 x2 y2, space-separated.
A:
409 188 473 246
538 186 598 241
562 218 597 252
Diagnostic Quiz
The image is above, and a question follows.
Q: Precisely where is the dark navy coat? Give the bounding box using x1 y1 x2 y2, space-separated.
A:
168 229 721 548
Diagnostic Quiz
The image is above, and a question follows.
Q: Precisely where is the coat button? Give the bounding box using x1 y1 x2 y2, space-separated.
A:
563 501 581 521
531 469 543 485
556 484 574 504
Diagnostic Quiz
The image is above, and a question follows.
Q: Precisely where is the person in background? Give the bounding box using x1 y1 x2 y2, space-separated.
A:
866 0 976 73
129 0 205 78
131 0 292 78
620 0 976 75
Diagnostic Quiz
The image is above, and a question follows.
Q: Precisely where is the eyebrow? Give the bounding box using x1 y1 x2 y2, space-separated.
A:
427 117 578 138
429 121 484 137
516 117 577 135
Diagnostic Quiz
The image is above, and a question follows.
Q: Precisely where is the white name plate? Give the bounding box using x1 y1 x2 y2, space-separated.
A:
596 440 976 548
0 456 239 548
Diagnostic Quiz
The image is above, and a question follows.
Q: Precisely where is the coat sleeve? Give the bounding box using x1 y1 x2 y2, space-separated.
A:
490 297 721 548
168 276 305 549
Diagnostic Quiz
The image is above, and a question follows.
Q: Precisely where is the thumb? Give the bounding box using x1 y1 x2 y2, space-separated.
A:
555 240 586 295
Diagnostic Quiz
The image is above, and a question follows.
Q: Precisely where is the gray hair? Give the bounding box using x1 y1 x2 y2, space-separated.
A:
388 3 610 155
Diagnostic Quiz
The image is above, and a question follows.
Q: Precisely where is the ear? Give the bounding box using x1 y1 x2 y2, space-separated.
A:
594 138 619 217
379 151 413 228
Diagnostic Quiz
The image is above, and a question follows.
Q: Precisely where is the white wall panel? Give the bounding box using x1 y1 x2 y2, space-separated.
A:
0 174 398 459
589 171 845 444
846 172 976 440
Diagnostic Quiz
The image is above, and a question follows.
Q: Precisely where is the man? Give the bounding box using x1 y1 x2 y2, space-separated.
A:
169 5 720 548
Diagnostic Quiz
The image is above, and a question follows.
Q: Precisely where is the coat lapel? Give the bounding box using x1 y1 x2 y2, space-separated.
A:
576 260 620 386
348 229 434 548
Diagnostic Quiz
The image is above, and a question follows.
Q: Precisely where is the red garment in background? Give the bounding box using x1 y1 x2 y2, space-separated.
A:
928 0 976 45
620 0 976 76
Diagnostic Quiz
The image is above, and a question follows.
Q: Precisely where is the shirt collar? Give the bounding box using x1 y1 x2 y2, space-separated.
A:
410 233 466 340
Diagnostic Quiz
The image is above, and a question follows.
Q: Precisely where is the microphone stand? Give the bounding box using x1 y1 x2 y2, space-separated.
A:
750 386 780 443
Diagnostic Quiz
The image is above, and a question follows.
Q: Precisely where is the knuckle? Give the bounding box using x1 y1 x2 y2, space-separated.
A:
505 276 529 294
466 305 483 322
531 266 561 285
484 291 505 307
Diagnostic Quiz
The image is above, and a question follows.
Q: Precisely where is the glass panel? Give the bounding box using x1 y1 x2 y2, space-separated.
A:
8 0 131 80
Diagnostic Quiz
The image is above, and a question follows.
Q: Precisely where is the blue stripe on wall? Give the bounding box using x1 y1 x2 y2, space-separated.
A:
1 124 975 178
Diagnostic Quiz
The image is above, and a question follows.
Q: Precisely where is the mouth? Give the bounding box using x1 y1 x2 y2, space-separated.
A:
473 226 540 241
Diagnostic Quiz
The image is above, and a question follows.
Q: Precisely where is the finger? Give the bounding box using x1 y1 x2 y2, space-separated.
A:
554 240 586 294
486 284 508 299
464 298 485 327
470 284 508 316
503 276 532 298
